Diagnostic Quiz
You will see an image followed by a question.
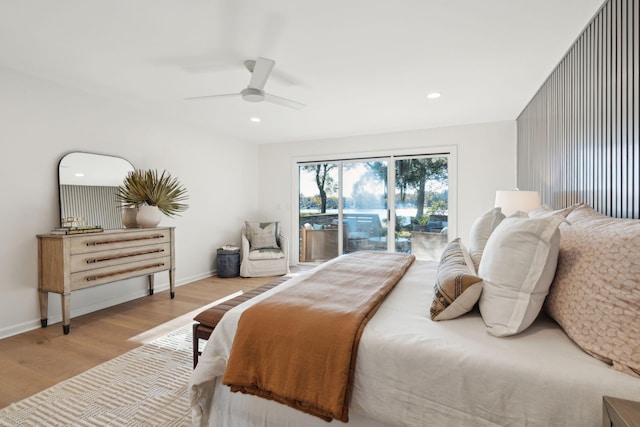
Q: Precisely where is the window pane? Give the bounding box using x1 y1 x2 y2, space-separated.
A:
395 157 449 260
299 163 339 262
342 161 388 253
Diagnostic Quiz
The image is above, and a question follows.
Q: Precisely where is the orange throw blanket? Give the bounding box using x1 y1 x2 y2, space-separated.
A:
222 251 415 422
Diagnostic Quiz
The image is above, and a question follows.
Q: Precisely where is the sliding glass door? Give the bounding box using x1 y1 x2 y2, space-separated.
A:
299 163 340 262
394 157 449 260
341 160 388 253
298 154 449 262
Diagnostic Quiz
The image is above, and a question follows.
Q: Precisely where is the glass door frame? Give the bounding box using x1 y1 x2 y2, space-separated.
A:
292 145 458 265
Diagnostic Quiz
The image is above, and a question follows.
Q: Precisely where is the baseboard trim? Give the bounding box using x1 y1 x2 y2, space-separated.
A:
0 270 216 340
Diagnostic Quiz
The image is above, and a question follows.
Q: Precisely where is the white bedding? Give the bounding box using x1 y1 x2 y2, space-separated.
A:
190 259 640 427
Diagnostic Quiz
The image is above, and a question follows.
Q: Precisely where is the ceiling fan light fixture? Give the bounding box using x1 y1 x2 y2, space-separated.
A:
241 87 265 102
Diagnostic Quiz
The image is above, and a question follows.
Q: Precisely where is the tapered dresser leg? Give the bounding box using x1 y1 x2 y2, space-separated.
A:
169 269 175 299
38 289 48 328
61 293 71 335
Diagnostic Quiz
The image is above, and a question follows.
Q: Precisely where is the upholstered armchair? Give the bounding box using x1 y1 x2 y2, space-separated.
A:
240 221 290 277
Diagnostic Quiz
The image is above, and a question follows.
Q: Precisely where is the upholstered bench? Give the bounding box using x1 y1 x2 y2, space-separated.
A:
192 276 290 367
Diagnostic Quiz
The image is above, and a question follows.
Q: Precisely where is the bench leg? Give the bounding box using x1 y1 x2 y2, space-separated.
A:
193 323 200 368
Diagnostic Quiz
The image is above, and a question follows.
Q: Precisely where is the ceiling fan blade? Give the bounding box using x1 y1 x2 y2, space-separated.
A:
248 57 275 91
184 93 240 101
264 93 305 110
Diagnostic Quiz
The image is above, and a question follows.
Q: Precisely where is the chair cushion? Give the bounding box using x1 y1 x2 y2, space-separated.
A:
248 248 285 260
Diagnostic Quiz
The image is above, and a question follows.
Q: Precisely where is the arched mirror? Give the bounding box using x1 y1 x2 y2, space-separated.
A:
58 152 135 229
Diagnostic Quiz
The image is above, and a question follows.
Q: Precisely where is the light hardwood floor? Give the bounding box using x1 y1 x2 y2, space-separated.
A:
0 270 307 409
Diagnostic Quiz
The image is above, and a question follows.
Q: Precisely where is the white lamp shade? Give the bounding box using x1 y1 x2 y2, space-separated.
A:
495 190 540 216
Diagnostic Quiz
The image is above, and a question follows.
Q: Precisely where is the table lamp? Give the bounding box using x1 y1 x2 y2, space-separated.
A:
494 190 540 216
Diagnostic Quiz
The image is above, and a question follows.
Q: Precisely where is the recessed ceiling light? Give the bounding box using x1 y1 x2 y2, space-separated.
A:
75 172 84 177
250 117 261 123
427 92 441 99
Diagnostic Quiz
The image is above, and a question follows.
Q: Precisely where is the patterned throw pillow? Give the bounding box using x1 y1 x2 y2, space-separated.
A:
545 206 640 377
245 221 279 250
468 207 505 272
430 238 483 321
478 214 566 337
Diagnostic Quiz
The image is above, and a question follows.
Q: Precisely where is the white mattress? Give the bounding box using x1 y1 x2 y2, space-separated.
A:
190 259 640 427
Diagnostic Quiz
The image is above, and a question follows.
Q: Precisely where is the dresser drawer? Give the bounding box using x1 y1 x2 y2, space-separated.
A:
70 242 170 273
69 229 171 255
70 255 172 290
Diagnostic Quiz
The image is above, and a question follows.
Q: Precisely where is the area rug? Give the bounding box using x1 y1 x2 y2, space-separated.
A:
0 325 194 426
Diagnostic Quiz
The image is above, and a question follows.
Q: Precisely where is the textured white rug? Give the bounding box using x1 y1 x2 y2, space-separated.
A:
0 325 193 426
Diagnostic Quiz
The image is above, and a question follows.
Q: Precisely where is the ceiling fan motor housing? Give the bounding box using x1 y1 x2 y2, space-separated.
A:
241 87 265 102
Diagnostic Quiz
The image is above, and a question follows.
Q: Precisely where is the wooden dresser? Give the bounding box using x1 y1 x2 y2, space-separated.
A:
37 227 175 334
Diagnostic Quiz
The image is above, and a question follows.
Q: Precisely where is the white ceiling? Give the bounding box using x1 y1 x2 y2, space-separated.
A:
0 0 605 144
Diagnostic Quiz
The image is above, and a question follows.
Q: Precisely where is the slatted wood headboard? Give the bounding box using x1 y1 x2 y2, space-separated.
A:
517 0 639 219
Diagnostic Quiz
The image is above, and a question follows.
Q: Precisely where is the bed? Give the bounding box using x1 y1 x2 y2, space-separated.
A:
190 205 640 427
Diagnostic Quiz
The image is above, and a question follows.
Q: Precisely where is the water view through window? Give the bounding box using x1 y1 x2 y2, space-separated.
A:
298 155 449 262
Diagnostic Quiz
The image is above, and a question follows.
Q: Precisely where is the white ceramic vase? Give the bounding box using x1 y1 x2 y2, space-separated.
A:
121 207 139 228
136 205 162 228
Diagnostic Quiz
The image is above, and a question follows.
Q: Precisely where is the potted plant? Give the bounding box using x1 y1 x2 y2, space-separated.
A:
116 169 189 228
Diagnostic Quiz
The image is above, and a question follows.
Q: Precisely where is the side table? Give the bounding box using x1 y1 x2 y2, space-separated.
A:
603 396 640 427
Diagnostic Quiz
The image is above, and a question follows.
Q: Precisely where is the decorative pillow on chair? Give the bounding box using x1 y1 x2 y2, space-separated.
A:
545 205 640 377
430 238 483 321
468 207 505 272
478 214 565 337
245 221 279 249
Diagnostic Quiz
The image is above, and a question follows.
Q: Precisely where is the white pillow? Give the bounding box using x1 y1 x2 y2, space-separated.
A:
528 203 583 219
468 207 505 271
478 215 566 337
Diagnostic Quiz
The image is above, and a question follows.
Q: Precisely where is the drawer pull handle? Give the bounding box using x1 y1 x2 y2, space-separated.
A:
86 248 165 264
86 235 165 246
85 263 166 282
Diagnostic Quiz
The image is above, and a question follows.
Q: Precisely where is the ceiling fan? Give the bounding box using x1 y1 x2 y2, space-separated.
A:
185 57 305 110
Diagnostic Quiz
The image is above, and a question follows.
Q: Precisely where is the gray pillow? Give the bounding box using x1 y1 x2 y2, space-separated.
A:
245 221 279 249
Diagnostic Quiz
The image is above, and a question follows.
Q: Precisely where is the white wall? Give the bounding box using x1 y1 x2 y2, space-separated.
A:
0 66 259 338
0 64 517 339
258 121 517 265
